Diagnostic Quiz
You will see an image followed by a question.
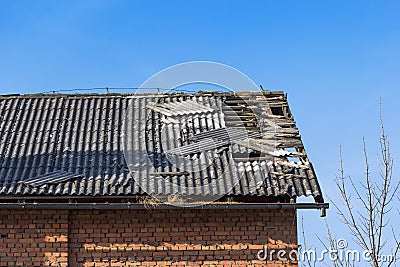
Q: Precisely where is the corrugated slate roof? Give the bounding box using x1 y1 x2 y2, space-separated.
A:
0 91 323 202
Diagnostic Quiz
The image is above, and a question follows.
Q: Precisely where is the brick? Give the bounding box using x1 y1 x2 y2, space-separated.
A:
2 209 297 266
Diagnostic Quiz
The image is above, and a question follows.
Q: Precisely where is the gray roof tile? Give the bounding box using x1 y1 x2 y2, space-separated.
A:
0 92 323 202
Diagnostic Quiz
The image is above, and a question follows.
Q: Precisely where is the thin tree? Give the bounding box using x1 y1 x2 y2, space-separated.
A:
329 104 400 267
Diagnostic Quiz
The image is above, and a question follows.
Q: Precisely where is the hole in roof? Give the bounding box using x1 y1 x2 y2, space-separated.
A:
287 157 300 163
284 148 299 162
270 107 284 116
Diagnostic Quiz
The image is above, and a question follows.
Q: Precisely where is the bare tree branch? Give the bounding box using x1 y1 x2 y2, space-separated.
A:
317 101 400 267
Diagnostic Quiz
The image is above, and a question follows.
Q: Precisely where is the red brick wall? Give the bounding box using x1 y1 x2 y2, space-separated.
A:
0 210 69 267
0 209 298 267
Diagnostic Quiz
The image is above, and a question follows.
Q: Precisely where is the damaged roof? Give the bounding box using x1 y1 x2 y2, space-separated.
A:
0 91 324 202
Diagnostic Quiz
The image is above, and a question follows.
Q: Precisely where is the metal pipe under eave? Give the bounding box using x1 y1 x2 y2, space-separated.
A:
0 202 329 217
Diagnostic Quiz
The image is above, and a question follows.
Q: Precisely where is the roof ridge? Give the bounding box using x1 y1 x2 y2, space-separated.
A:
0 90 285 99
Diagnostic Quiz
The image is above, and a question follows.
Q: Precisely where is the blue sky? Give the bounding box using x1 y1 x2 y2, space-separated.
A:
1 0 400 263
